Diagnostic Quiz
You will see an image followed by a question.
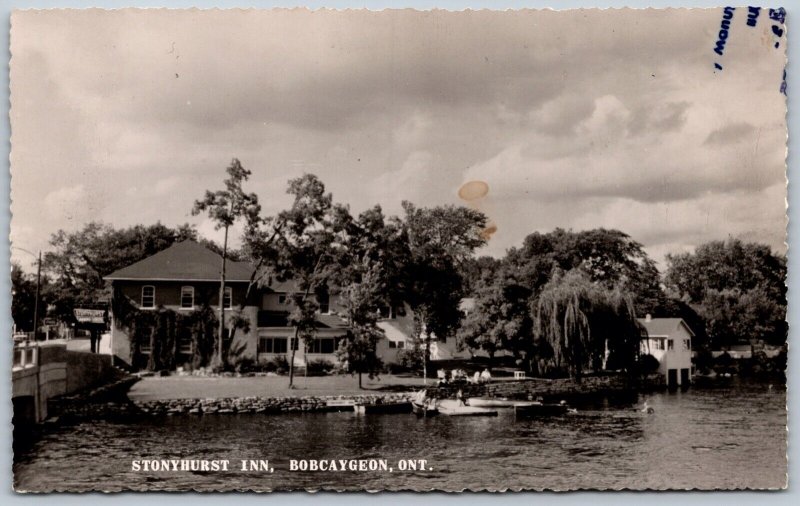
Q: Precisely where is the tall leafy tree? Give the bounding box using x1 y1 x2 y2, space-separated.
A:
333 206 409 387
508 228 663 311
266 174 347 387
458 269 534 365
192 158 261 368
665 239 787 347
401 201 487 379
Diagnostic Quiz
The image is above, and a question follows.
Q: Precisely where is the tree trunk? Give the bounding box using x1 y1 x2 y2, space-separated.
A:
288 282 314 388
216 223 229 370
288 327 300 388
358 371 363 389
424 331 431 385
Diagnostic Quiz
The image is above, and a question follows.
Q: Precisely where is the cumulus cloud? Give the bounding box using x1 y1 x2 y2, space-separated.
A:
43 184 89 223
9 8 787 269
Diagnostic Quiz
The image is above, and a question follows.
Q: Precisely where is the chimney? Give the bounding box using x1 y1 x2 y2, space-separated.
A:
645 314 652 322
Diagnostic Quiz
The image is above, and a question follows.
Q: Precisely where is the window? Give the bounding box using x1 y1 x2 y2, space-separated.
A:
378 306 394 319
388 341 406 349
309 338 335 354
180 286 194 309
683 339 691 351
141 286 155 309
223 286 233 309
290 337 299 351
258 337 288 354
278 295 287 305
178 337 193 355
318 293 330 314
652 339 665 351
667 339 674 351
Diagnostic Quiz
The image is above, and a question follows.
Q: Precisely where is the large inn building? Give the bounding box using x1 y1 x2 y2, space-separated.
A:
104 241 424 370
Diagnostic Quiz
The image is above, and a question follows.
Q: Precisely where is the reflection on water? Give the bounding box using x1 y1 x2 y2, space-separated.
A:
13 381 786 491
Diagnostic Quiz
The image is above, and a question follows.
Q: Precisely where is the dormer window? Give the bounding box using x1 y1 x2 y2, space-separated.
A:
141 285 155 309
180 286 195 309
318 293 330 314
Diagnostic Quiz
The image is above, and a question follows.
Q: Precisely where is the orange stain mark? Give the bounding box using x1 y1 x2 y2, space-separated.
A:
458 180 490 201
481 222 498 241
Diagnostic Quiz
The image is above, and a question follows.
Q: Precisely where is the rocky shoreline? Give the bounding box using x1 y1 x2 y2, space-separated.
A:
46 374 664 423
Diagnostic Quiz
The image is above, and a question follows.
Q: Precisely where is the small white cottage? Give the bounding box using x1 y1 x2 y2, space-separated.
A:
639 315 695 387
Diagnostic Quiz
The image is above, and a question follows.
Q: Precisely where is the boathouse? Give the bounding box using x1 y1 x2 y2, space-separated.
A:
638 315 695 387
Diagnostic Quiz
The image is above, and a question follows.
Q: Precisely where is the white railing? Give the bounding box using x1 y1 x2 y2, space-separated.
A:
12 341 38 371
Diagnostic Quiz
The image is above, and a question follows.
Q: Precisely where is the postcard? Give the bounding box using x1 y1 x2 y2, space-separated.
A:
9 7 787 492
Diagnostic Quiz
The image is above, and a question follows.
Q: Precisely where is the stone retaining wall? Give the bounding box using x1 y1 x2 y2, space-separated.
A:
47 374 665 422
134 393 415 415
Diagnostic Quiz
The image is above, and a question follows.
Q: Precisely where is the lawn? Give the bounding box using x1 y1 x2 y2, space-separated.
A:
127 373 431 401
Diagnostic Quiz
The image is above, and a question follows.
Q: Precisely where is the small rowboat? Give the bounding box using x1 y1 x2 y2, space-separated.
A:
437 399 498 417
514 402 570 417
354 401 413 415
412 401 439 417
467 397 529 408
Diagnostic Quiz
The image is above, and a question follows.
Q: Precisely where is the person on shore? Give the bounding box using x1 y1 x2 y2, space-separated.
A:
456 389 466 407
480 368 492 383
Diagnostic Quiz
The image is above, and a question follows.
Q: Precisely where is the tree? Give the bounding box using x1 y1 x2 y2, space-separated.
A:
336 270 386 388
665 239 787 347
458 271 533 365
11 262 49 332
508 228 663 312
332 206 408 387
192 158 261 368
43 222 199 321
265 174 347 387
400 202 487 380
532 269 642 381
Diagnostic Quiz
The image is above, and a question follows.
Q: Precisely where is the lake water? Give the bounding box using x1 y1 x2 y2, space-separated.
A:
13 380 786 491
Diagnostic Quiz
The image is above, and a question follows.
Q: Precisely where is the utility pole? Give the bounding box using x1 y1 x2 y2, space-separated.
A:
33 250 41 340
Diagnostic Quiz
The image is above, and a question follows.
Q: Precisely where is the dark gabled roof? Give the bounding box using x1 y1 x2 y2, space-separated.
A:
316 313 349 330
638 317 696 338
104 240 254 282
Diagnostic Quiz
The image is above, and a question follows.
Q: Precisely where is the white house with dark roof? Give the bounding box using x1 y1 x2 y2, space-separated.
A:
638 315 695 387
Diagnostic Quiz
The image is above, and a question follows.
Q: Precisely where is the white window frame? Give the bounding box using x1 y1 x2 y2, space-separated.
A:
180 286 195 310
141 285 156 309
223 286 233 310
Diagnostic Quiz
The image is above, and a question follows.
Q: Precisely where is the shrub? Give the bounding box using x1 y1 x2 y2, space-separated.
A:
398 348 424 371
306 359 335 376
638 354 660 375
232 356 256 374
270 355 290 375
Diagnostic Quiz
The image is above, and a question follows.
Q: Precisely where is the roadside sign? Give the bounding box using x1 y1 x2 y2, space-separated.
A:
73 308 106 324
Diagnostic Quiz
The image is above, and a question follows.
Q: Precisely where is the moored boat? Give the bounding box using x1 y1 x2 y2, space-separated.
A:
412 401 439 417
467 397 529 408
437 399 498 417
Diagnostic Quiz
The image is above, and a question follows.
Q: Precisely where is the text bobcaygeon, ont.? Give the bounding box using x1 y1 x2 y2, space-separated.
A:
131 459 430 473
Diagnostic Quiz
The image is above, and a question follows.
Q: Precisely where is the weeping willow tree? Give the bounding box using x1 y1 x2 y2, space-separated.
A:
532 269 642 381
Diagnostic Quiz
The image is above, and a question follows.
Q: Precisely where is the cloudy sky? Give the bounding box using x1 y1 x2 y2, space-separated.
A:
10 8 786 270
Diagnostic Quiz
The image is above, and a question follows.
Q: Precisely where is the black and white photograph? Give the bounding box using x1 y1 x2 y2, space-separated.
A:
8 7 788 492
